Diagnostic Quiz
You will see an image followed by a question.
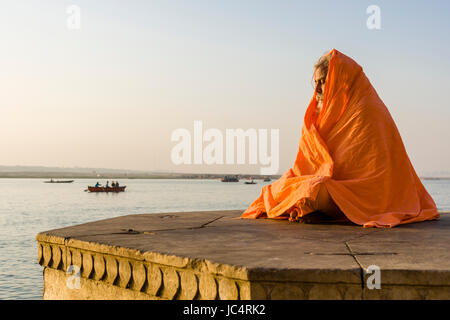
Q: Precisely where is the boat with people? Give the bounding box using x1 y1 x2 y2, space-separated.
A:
87 186 126 193
263 177 271 182
87 180 126 192
44 179 74 183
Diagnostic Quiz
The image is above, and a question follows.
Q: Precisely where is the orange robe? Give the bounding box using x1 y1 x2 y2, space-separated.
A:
242 49 439 228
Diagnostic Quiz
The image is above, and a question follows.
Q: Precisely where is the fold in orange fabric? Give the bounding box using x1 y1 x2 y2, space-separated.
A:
242 49 439 228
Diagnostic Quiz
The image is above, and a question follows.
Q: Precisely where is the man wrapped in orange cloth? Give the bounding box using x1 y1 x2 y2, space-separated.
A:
242 49 439 228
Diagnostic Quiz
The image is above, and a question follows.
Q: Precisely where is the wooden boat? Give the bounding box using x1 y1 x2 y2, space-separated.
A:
263 177 271 182
87 186 126 193
244 179 256 184
44 179 74 183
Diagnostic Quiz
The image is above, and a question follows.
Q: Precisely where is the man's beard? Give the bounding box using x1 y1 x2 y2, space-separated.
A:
316 93 323 110
316 92 323 102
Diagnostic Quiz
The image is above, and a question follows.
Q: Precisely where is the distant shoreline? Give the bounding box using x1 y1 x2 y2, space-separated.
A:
0 172 281 180
0 171 447 180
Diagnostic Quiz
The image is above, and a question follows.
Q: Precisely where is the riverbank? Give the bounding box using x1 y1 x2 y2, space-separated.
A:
1 171 447 180
0 172 280 180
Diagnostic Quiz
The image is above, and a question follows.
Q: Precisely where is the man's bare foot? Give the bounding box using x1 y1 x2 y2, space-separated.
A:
289 210 299 222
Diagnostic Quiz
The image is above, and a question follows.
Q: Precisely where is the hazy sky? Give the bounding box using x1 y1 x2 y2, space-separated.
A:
1 0 449 175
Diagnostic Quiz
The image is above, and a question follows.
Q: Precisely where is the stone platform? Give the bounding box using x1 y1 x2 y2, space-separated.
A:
36 210 450 300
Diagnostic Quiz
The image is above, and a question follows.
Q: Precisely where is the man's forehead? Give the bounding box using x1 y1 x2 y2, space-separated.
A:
314 68 327 80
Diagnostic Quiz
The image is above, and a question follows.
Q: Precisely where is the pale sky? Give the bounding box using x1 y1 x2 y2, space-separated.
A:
1 0 449 175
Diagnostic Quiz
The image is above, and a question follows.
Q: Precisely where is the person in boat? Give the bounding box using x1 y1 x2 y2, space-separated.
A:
111 181 116 187
241 49 439 228
94 182 101 187
115 181 119 187
105 181 110 188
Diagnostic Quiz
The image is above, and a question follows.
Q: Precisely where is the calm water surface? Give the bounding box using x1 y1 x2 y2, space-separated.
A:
0 178 448 299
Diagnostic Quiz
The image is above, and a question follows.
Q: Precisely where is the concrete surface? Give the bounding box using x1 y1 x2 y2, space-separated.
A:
36 210 450 299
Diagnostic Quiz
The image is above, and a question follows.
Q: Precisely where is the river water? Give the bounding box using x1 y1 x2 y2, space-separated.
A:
0 178 448 299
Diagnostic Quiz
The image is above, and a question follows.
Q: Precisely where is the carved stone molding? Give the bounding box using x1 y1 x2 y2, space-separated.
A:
37 241 247 300
38 240 447 300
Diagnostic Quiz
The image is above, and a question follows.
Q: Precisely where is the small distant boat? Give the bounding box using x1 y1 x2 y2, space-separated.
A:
87 186 126 193
44 179 74 183
245 178 256 185
221 175 239 182
264 177 271 182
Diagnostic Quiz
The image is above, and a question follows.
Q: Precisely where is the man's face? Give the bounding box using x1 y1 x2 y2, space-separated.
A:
314 67 327 104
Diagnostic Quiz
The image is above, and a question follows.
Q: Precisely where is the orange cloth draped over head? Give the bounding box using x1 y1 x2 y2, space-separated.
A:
242 49 439 228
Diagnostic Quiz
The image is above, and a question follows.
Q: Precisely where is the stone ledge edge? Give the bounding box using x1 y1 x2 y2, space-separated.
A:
36 232 450 289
